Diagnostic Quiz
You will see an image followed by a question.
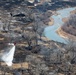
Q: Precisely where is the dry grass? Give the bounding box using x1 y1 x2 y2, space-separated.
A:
0 62 29 69
58 73 64 75
0 38 4 40
12 62 29 69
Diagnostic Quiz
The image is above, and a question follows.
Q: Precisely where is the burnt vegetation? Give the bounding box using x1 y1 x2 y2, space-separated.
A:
0 0 76 75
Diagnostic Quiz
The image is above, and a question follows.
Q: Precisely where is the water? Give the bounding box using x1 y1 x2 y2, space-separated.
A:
44 7 76 44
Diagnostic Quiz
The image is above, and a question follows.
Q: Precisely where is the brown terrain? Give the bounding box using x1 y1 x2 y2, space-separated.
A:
0 0 76 75
70 9 76 14
62 17 69 23
57 27 76 40
57 9 76 40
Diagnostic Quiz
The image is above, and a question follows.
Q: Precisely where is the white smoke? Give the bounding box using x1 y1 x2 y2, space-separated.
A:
1 44 15 66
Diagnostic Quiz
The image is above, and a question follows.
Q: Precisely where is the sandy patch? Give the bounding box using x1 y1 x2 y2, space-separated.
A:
46 10 58 26
12 62 29 69
0 62 29 69
62 17 69 23
62 9 76 23
41 36 50 41
48 17 54 26
56 27 76 40
70 9 76 14
0 38 4 40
